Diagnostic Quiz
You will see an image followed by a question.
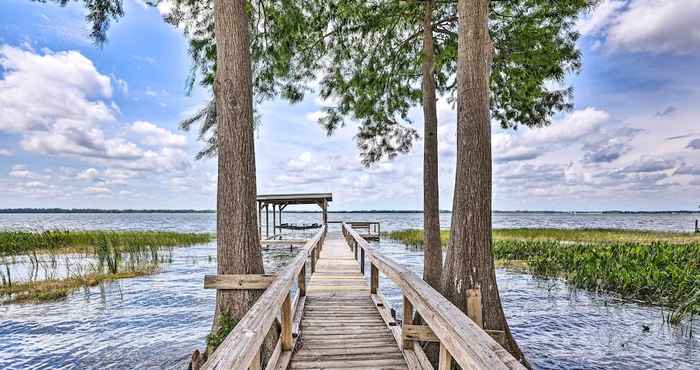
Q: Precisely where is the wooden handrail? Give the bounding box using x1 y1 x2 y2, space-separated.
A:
342 223 526 370
203 224 327 370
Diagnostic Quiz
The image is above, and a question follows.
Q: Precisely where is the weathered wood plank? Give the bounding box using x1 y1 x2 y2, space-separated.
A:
289 236 408 370
403 324 439 342
203 274 276 290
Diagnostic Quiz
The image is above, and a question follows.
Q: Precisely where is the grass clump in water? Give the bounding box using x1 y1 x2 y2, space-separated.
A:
0 230 212 303
384 228 700 323
0 265 159 303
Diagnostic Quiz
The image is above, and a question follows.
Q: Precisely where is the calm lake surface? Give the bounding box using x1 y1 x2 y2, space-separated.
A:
1 212 698 369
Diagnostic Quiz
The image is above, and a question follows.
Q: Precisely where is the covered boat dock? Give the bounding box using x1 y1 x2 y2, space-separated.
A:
257 193 332 240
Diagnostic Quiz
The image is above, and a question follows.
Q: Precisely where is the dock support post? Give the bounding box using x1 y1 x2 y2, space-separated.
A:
370 263 378 294
402 295 414 350
265 204 269 238
272 204 276 238
438 342 453 370
696 219 698 233
281 292 292 351
354 241 358 260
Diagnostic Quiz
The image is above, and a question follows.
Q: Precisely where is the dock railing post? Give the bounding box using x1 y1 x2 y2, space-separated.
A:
402 295 414 350
370 263 378 294
281 292 293 351
438 343 453 370
298 265 306 297
466 288 483 328
360 248 365 275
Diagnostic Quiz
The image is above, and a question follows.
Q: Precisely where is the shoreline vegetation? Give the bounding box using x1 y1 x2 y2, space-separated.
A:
385 228 700 324
1 230 213 303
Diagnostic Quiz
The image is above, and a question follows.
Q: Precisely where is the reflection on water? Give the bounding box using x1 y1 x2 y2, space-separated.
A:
1 217 699 369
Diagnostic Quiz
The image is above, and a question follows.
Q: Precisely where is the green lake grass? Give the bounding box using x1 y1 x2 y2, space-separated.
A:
0 230 214 303
384 228 700 323
0 230 213 256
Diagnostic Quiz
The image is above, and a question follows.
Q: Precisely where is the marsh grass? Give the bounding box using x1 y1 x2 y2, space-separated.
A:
384 228 700 323
0 230 212 303
0 265 159 303
0 230 212 256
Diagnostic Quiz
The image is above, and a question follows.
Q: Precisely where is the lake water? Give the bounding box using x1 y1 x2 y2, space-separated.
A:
0 213 698 369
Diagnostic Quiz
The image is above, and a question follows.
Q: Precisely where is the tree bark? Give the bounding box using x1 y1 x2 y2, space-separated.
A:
421 0 442 291
441 0 529 366
212 0 264 342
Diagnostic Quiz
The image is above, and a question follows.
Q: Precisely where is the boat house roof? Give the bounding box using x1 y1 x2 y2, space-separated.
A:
256 193 332 206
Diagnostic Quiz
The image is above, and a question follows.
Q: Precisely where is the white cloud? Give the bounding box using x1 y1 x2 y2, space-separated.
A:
84 186 111 195
580 0 700 54
130 121 187 148
0 45 114 133
576 0 626 36
9 165 30 178
492 107 611 163
0 148 13 156
77 168 99 181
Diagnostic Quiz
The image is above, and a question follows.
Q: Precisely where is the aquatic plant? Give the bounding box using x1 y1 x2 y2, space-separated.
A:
0 230 212 303
384 228 700 247
0 265 159 304
385 228 700 323
0 230 212 257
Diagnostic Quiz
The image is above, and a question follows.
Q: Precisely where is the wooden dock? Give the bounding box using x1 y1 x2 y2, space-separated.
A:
290 238 407 369
202 224 526 370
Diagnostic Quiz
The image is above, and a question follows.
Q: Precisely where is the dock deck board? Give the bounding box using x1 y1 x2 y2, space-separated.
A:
290 237 408 370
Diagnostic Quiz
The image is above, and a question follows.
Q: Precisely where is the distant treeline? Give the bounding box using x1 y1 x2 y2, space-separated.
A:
1 209 699 214
0 208 214 214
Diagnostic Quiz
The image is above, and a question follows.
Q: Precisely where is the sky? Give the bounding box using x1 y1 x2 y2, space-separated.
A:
1 0 699 211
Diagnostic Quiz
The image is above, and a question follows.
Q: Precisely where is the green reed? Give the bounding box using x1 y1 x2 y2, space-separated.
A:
0 230 213 301
384 228 700 323
0 230 213 257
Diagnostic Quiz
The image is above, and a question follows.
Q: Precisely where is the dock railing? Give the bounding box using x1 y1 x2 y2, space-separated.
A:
342 222 526 370
202 224 327 370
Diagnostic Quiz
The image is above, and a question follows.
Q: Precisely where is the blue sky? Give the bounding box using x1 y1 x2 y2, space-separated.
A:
1 0 699 211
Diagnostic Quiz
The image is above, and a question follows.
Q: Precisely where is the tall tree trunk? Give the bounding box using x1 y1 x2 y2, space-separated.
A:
421 0 442 291
212 0 264 339
441 0 529 366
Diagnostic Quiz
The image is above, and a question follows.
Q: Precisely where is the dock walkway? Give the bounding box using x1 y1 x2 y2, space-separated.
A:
201 223 525 370
290 237 407 369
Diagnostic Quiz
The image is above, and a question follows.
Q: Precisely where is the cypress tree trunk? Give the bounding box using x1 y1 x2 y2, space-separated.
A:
211 0 264 341
422 0 442 290
441 0 529 366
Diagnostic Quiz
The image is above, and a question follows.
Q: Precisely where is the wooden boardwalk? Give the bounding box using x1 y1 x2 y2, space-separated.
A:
290 237 408 369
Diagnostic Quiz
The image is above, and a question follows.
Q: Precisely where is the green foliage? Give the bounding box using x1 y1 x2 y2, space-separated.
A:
165 0 332 158
167 0 594 164
33 0 124 45
316 0 593 164
206 311 238 351
385 228 700 323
